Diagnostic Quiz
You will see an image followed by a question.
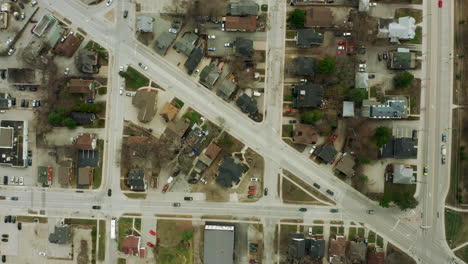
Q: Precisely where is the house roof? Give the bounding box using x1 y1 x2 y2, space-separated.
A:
54 34 82 57
73 133 96 150
75 49 98 74
305 7 334 27
48 225 71 244
388 16 416 41
217 79 237 100
364 97 408 119
367 250 385 264
289 233 306 259
127 169 146 191
71 112 96 125
216 157 245 188
77 167 93 185
329 236 346 257
123 236 141 255
203 225 235 264
381 137 417 159
58 167 72 186
293 83 324 108
173 32 198 56
225 16 257 31
316 144 337 164
334 152 356 177
78 149 99 168
235 38 254 60
160 103 180 122
204 143 222 161
391 51 412 69
293 57 316 75
309 239 325 259
184 47 204 74
355 72 369 90
349 241 367 262
293 123 318 145
227 0 259 16
236 93 258 114
136 16 154 32
199 63 221 88
392 163 414 184
45 23 65 48
343 101 355 117
154 31 177 55
69 79 95 94
296 29 323 48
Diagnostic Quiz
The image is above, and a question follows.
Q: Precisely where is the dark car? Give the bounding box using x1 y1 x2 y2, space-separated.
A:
28 158 32 166
299 208 307 212
1 255 5 263
87 99 94 103
107 189 112 197
313 183 320 189
249 243 258 247
188 178 198 184
288 120 297 124
11 98 16 105
19 2 25 9
378 53 382 61
17 222 22 230
11 197 18 201
184 197 193 201
173 202 181 207
11 216 16 223
264 188 268 196
123 10 128 18
29 86 38 91
1 234 7 238
412 130 418 140
326 189 334 196
0 70 7 79
76 190 84 193
172 170 180 177
3 176 7 185
1 238 7 242
368 74 375 79
92 205 101 209
330 209 339 213
3 216 7 223
7 216 11 223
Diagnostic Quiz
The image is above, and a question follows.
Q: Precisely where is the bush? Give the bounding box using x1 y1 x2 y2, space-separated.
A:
288 9 305 28
97 87 107 95
64 118 77 129
374 126 392 147
393 71 414 89
347 89 368 102
261 4 268 11
301 110 324 124
315 56 336 74
379 194 392 208
48 109 69 124
73 103 104 113
183 230 193 241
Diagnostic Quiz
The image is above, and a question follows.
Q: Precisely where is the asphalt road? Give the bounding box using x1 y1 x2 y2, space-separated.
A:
1 0 458 263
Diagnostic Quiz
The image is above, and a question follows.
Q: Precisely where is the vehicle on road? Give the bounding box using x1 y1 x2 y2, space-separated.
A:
17 222 22 230
119 87 123 95
106 0 113 6
438 0 443 8
173 202 181 207
299 208 307 212
107 189 112 196
369 2 377 6
326 189 334 196
208 35 216 39
162 184 169 193
441 145 447 164
207 47 216 51
123 10 128 18
423 167 428 175
11 197 18 201
146 242 155 247
330 209 339 213
92 205 101 209
367 210 375 214
442 133 446 142
138 63 148 70
264 188 268 196
38 252 46 256
0 196 5 200
184 197 193 201
149 230 157 236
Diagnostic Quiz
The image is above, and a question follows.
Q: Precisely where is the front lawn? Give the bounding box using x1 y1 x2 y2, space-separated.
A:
119 66 150 90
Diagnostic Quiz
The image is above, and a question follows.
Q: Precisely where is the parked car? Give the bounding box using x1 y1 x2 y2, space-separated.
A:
31 0 38 6
162 184 169 193
38 252 47 256
193 69 200 76
343 32 351 36
17 222 22 230
369 2 377 6
299 208 307 212
19 3 25 9
249 243 258 247
11 176 15 184
378 53 382 61
337 45 345 51
264 188 268 196
92 205 101 209
106 0 113 6
383 53 388 60
208 35 216 39
123 10 128 18
247 195 255 199
11 216 16 223
0 239 6 243
7 48 15 56
423 167 428 176
168 28 178 34
442 133 447 142
19 177 23 185
188 179 198 184
207 47 216 51
368 74 375 79
184 197 193 201
173 202 181 207
1 70 7 79
200 178 208 184
149 230 157 236
224 43 231 47
438 0 443 8
0 196 5 200
248 190 256 195
1 235 7 238
309 145 317 154
146 242 155 248
338 41 346 45
172 170 180 177
138 62 148 70
330 209 339 213
308 227 312 236
289 120 297 124
250 178 260 182
107 189 112 196
64 68 70 75
331 134 338 142
249 260 258 264
11 197 18 201
326 189 334 196
3 176 7 185
249 248 257 252
1 255 5 263
248 186 256 190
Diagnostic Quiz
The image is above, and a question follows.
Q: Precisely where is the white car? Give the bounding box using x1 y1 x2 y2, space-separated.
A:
200 178 208 184
300 79 307 82
60 35 68 43
126 92 132 97
31 0 37 7
38 252 47 256
64 68 70 75
308 227 312 236
343 32 351 36
369 2 377 6
21 12 25 20
11 176 15 184
193 69 200 76
6 39 12 46
119 87 123 95
309 145 316 154
224 43 231 47
138 63 148 70
106 0 113 6
208 35 216 39
358 64 366 68
168 28 178 34
207 47 216 51
358 68 365 72
119 65 124 71
337 45 345 50
250 178 260 182
7 48 15 56
19 177 24 186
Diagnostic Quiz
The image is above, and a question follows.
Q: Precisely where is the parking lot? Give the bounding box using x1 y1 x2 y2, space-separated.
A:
0 216 20 256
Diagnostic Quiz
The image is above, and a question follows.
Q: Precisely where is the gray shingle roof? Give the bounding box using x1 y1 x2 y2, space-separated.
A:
296 29 323 48
173 32 198 56
236 93 257 114
184 48 204 74
381 137 417 158
343 101 355 117
309 239 325 259
293 57 316 75
316 144 337 164
127 169 146 191
217 79 237 100
235 38 254 60
369 99 408 119
392 164 414 184
293 83 324 108
216 157 245 188
391 51 412 69
48 225 71 244
71 112 96 125
227 0 259 16
136 16 154 32
154 32 177 55
355 72 369 90
199 63 221 88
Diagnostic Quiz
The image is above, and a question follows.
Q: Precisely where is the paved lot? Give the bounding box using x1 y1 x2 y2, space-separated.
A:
0 217 19 256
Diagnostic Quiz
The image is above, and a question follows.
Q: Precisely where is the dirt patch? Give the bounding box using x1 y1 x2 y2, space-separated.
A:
77 240 89 264
132 88 158 123
104 9 115 23
156 220 193 264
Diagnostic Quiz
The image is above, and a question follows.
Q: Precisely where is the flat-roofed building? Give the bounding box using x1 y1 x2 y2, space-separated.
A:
203 224 235 264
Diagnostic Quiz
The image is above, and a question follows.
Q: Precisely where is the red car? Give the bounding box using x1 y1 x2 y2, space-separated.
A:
249 186 256 190
248 190 256 195
336 51 345 55
0 196 5 200
162 184 169 193
285 108 293 113
146 242 155 248
149 230 157 236
331 134 338 142
338 41 346 45
438 0 442 7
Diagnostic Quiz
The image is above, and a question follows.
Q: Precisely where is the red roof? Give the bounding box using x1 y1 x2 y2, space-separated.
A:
225 16 257 31
54 35 82 57
368 251 385 264
73 134 95 150
329 236 346 257
204 143 222 160
122 236 140 255
139 248 145 258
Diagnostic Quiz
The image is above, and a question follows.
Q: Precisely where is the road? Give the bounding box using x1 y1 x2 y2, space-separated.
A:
3 0 458 263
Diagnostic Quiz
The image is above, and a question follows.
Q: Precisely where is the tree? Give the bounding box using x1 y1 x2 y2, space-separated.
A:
374 126 392 148
48 112 64 124
379 193 392 208
347 89 368 102
288 9 305 28
64 118 77 129
393 71 414 89
183 230 193 241
393 192 418 210
301 110 324 124
315 56 336 74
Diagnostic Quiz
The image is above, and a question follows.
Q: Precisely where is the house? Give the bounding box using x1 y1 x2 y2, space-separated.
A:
305 7 334 28
77 167 93 186
48 225 72 244
160 102 180 122
308 239 325 259
343 101 355 117
203 224 235 264
361 97 408 119
391 163 415 184
122 235 141 256
293 83 324 108
367 250 385 264
225 16 257 31
216 157 245 188
54 34 82 57
184 48 204 75
355 72 369 90
173 32 198 56
71 112 96 125
227 0 259 16
75 50 99 74
315 144 337 164
288 233 306 260
73 133 96 150
136 16 154 32
199 63 221 88
293 124 318 145
154 32 177 56
199 143 222 166
235 38 254 60
348 240 367 263
390 48 416 69
329 235 346 262
127 169 147 191
184 125 208 153
377 17 416 43
334 152 356 177
217 79 237 101
296 29 324 48
381 137 417 159
69 79 96 100
293 57 316 76
236 93 258 114
58 167 73 186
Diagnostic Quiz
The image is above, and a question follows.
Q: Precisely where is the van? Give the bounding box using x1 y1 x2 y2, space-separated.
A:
253 91 261 97
31 1 38 7
167 176 174 184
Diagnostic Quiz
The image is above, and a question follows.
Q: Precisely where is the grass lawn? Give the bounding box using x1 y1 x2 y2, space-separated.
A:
394 8 422 23
84 119 106 128
368 231 376 243
120 66 150 90
407 26 422 44
445 209 468 248
312 226 323 235
92 139 105 189
285 30 296 39
283 138 306 152
348 227 357 239
282 177 320 204
156 220 193 264
386 78 421 114
370 86 377 98
338 226 344 234
183 109 203 125
174 98 185 108
282 124 293 137
330 226 337 234
357 228 365 238
118 218 134 251
98 220 106 261
158 246 191 264
124 193 147 199
97 87 107 95
135 218 141 232
376 236 383 247
117 259 126 264
283 170 335 205
85 40 108 60
455 245 468 264
383 181 416 200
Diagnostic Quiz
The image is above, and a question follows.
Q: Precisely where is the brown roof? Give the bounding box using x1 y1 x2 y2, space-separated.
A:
348 241 367 262
127 136 153 145
205 143 222 160
73 134 95 150
78 167 93 185
122 236 140 255
54 34 82 57
334 152 356 177
69 79 94 94
225 16 257 31
329 236 346 257
368 251 385 264
58 167 73 186
305 7 334 27
293 124 318 144
160 103 180 122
